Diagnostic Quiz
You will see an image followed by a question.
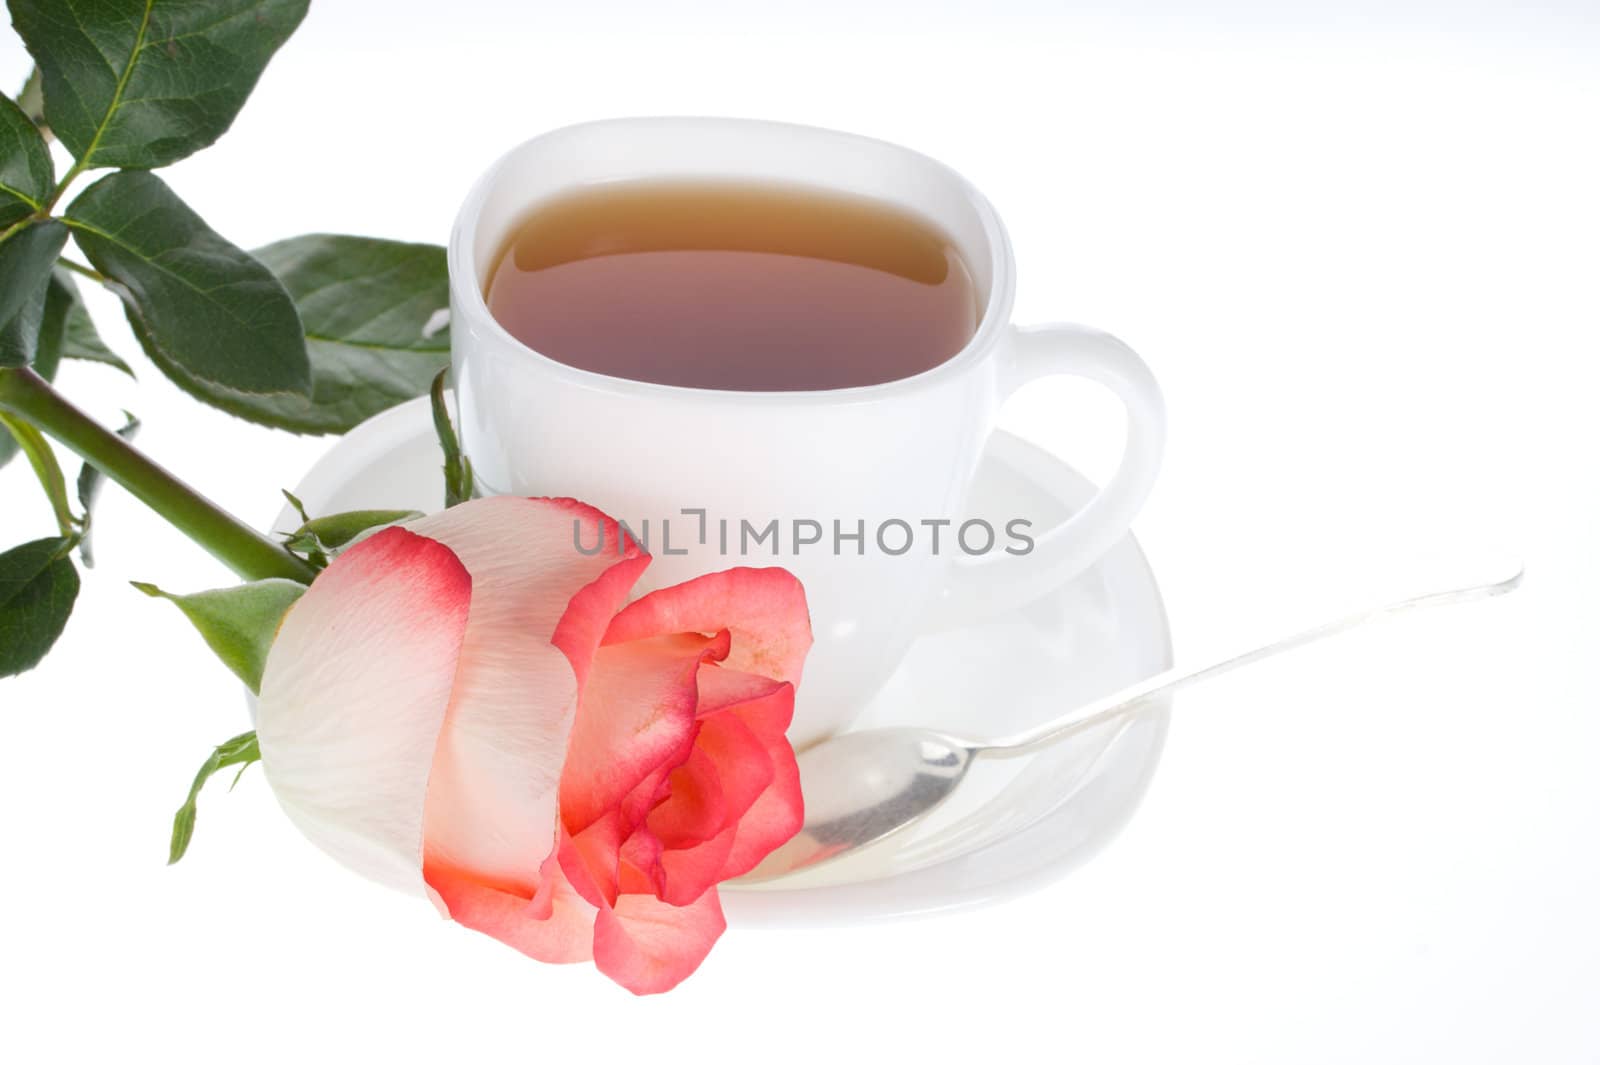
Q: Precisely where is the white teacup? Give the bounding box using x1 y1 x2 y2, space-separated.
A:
449 117 1164 747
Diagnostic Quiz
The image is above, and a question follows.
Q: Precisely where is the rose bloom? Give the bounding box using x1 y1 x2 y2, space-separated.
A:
254 497 810 994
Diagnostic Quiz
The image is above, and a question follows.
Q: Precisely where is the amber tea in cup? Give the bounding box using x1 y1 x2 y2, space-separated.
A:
483 181 981 391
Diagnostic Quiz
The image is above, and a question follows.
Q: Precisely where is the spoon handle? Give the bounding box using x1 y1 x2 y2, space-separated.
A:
985 555 1524 758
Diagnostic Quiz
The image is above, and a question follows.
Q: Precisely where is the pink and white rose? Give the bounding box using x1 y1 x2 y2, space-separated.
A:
254 496 810 994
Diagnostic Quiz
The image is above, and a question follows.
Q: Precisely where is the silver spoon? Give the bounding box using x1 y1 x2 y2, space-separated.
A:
739 558 1524 885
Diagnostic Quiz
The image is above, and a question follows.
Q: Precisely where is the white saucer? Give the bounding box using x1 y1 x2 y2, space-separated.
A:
278 397 1173 929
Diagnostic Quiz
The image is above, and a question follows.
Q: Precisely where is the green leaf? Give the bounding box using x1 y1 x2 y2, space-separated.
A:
0 268 74 469
168 730 259 865
36 270 78 382
0 92 53 227
132 577 303 693
0 411 76 538
64 171 311 408
0 422 20 471
279 531 326 569
10 0 310 171
62 337 134 375
51 265 133 374
280 488 311 526
0 537 80 678
224 235 452 434
275 489 325 568
16 67 46 130
286 508 421 553
75 411 139 566
431 369 473 508
0 220 68 353
0 277 49 372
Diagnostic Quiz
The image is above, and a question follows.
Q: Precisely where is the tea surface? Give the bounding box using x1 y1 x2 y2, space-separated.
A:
484 181 980 391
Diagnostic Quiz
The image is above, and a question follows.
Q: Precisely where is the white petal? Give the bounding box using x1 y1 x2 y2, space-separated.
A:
408 497 646 894
257 528 471 896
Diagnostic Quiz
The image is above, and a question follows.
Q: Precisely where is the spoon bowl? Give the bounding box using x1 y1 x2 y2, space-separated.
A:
757 729 978 877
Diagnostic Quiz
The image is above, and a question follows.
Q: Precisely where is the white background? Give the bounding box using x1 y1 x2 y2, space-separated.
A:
2 2 1596 1061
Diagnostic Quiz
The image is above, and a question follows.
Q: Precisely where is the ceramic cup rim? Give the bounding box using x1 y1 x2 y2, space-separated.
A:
447 115 1018 408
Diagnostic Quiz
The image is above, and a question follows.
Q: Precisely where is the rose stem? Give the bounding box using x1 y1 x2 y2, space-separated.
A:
0 366 317 584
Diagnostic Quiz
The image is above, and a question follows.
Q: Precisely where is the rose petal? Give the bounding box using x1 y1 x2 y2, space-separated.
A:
650 708 777 904
558 631 730 834
409 497 643 894
553 554 651 691
603 568 811 685
618 756 679 833
429 850 596 964
637 700 774 856
718 736 804 881
647 745 728 849
592 890 728 995
618 828 666 897
683 704 775 829
657 830 739 906
692 676 805 881
706 672 796 747
559 815 624 908
257 528 470 896
693 662 788 718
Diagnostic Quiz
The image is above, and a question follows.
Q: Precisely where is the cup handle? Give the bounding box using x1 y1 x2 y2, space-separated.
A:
928 323 1166 630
